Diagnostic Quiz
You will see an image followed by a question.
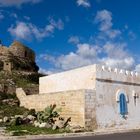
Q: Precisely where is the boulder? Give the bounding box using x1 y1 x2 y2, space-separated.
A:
45 123 52 129
27 115 35 122
69 125 85 133
52 124 58 130
55 120 65 129
2 99 19 106
39 122 47 128
34 121 40 127
54 117 71 129
3 116 9 123
22 118 31 124
15 115 23 119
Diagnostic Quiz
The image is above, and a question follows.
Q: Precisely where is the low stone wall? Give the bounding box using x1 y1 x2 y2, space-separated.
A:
16 88 86 127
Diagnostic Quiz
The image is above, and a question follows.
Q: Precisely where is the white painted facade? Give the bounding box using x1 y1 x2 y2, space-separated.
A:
16 64 140 131
95 65 140 130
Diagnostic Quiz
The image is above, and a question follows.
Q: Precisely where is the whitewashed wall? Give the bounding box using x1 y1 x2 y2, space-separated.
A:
95 65 140 130
39 65 96 94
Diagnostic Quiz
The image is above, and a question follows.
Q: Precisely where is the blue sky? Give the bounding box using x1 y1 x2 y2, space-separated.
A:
0 0 140 74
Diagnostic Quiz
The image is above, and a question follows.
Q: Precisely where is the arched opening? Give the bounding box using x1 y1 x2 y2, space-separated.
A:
116 90 128 118
119 93 128 116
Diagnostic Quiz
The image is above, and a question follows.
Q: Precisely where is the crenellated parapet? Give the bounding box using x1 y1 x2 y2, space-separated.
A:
96 64 140 84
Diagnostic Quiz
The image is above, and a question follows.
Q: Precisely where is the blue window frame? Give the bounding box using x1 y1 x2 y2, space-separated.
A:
119 93 128 116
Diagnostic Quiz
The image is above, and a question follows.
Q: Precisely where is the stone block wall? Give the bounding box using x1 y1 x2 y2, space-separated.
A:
16 88 86 127
85 90 97 130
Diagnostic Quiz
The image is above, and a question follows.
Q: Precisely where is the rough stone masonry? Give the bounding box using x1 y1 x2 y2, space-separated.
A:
0 40 38 72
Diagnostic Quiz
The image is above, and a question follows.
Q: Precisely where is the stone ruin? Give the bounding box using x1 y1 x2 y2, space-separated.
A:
0 40 39 72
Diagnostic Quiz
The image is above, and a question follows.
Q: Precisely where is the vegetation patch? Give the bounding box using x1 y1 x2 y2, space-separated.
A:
0 104 71 136
6 125 70 136
0 104 29 118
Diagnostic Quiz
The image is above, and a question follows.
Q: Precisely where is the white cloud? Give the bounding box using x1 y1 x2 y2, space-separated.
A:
8 22 32 40
8 18 64 40
135 64 140 72
0 0 42 7
101 57 135 70
106 30 121 39
124 25 128 30
100 42 135 69
39 54 56 63
95 10 112 31
77 43 100 58
49 18 64 30
56 42 134 71
94 9 121 39
39 68 52 75
42 41 135 71
24 16 30 21
77 0 91 8
103 42 128 59
128 31 136 40
68 36 80 44
47 43 100 70
10 13 18 19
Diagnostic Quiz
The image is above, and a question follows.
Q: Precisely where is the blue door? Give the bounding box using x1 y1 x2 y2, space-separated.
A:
119 93 127 116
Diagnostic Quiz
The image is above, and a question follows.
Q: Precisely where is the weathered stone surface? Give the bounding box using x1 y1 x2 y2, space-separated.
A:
39 122 47 128
26 115 35 122
34 121 40 127
45 123 52 129
0 40 39 72
16 88 85 128
70 125 85 133
55 120 65 129
2 99 19 106
14 115 23 118
52 124 57 130
3 116 9 123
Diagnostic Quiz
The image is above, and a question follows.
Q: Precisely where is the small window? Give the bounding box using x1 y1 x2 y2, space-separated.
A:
119 93 128 117
25 51 27 57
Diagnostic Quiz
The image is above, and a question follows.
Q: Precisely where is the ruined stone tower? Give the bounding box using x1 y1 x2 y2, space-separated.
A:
0 40 39 72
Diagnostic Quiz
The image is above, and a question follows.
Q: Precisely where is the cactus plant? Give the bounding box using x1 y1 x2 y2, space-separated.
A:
37 104 59 124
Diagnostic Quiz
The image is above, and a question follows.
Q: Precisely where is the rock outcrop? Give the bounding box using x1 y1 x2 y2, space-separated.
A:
0 40 39 72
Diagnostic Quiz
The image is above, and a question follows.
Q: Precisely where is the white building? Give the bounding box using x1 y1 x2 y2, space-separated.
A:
17 64 140 131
